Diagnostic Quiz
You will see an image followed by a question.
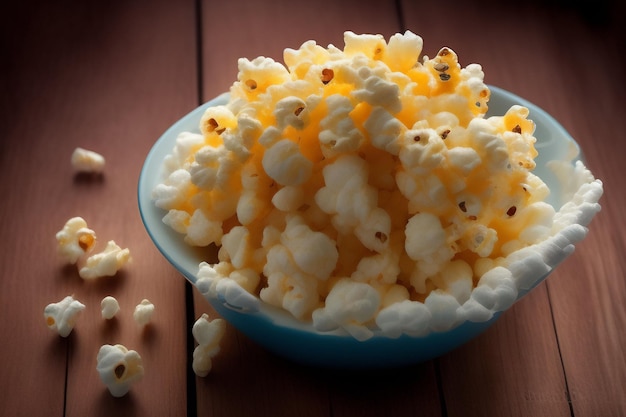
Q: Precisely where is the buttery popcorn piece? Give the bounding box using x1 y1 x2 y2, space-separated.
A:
44 295 85 337
56 217 97 264
133 299 155 327
96 344 144 397
101 296 120 319
71 147 105 173
192 313 226 377
154 31 603 339
79 240 130 279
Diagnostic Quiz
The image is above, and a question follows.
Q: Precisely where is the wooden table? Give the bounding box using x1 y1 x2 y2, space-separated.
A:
2 1 624 416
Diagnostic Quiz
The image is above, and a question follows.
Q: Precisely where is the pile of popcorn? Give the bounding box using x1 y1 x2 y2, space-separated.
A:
153 31 602 340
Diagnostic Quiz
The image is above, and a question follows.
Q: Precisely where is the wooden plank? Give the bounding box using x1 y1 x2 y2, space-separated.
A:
541 7 626 416
0 1 198 415
195 1 443 416
438 286 571 417
399 2 586 416
200 0 404 100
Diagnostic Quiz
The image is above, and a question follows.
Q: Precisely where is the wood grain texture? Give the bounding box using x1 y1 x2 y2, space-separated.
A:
1 0 198 415
540 8 626 416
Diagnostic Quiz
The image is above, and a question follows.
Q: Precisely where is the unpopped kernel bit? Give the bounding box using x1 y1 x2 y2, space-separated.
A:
154 31 603 339
44 295 85 337
96 344 144 397
192 313 226 377
56 217 97 264
101 296 120 319
71 147 105 173
78 240 130 280
133 299 155 327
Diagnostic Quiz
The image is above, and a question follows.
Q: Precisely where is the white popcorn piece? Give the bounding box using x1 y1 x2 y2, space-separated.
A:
96 344 144 397
71 147 105 173
363 107 405 154
312 279 380 341
260 244 320 319
56 217 97 264
79 240 130 280
192 313 226 377
44 295 85 337
133 299 155 327
318 94 364 158
215 277 260 312
280 215 338 280
101 296 120 320
405 213 446 261
152 169 194 210
262 139 313 186
376 300 431 338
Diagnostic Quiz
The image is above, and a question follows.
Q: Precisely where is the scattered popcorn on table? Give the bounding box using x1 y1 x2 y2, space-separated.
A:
192 313 226 377
78 240 130 280
101 296 120 319
155 31 603 339
71 147 105 173
44 295 85 337
96 344 144 397
56 217 97 264
133 299 155 327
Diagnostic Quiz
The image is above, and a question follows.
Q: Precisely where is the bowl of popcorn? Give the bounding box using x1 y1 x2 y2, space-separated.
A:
138 31 603 369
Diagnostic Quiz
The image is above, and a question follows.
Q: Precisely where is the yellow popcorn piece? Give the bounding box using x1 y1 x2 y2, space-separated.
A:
56 217 97 264
156 31 603 338
79 240 130 280
44 295 85 337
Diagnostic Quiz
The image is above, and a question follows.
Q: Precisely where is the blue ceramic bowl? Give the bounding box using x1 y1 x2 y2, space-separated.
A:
138 86 583 369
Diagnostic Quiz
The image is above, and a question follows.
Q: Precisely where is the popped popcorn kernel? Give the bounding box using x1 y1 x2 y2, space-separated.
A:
79 240 130 280
192 313 226 377
71 147 105 173
101 296 120 319
56 217 97 264
154 31 603 339
44 295 85 337
96 344 144 397
133 299 155 327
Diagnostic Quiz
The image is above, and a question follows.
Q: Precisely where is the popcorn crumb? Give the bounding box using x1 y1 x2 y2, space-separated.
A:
153 31 603 340
56 217 97 264
192 313 226 377
71 147 105 173
44 295 85 337
133 299 155 327
79 240 130 280
96 344 144 397
101 296 120 319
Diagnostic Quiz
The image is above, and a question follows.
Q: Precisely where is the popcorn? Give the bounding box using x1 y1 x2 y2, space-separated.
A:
101 296 120 319
71 147 105 173
154 31 603 340
96 344 144 397
312 279 380 341
56 217 96 264
44 295 85 337
79 240 130 279
192 313 226 377
133 299 155 327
